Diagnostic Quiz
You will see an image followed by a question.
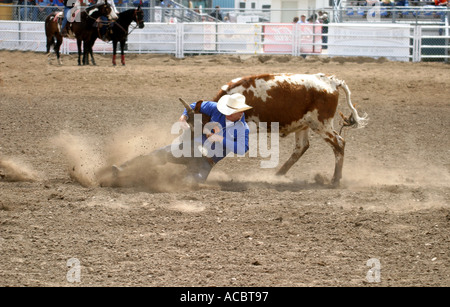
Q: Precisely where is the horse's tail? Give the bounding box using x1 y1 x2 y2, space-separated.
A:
45 13 58 53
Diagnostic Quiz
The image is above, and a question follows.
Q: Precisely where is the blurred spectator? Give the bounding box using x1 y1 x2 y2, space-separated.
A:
380 0 394 18
292 16 299 23
114 0 127 12
36 0 53 21
435 0 448 5
318 10 328 22
298 14 307 23
18 0 38 21
210 5 223 21
307 13 320 23
133 0 149 21
48 0 61 11
133 0 150 22
318 11 329 49
395 0 409 6
436 0 448 35
53 0 64 7
381 0 394 6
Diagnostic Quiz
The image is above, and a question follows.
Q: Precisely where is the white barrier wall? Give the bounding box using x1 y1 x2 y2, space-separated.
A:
0 22 47 52
128 23 177 53
1 21 448 61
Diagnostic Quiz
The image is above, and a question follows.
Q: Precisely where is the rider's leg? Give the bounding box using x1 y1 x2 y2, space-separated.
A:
61 8 71 35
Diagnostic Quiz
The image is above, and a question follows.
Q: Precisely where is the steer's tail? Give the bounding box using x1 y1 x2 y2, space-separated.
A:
334 78 369 129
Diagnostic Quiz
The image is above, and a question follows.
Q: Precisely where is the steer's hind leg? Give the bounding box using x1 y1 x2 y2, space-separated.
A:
314 126 346 186
276 128 310 176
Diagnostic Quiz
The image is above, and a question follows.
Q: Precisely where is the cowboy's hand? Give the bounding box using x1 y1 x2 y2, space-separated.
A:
179 115 190 130
203 124 220 136
207 133 223 143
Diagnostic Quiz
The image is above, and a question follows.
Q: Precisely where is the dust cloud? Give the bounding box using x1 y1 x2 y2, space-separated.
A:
52 122 193 192
0 157 39 182
52 131 104 187
342 152 450 188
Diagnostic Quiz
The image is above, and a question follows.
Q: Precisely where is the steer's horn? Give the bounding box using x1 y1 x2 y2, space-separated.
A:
178 97 197 131
179 98 195 119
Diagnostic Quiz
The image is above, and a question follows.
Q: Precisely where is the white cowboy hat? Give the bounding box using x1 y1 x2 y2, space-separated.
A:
217 93 253 116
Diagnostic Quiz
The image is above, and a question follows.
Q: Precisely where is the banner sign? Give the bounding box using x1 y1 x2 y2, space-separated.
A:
263 23 323 55
327 23 410 61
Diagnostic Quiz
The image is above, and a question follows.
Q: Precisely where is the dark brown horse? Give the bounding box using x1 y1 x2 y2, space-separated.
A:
45 3 113 66
101 7 145 66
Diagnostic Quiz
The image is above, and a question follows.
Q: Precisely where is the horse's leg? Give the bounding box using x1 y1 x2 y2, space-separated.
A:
112 40 117 66
83 40 89 66
46 35 53 64
120 39 126 66
90 49 96 66
77 39 82 66
46 35 53 54
55 34 63 65
89 36 97 66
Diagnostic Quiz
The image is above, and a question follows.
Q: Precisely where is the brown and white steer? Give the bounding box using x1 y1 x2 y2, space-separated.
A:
212 73 368 185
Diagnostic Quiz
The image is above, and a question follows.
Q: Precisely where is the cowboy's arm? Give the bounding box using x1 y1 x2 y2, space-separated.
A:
222 125 249 156
181 102 199 120
181 101 220 132
179 102 199 130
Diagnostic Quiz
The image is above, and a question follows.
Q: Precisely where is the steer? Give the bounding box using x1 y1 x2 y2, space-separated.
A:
211 73 368 185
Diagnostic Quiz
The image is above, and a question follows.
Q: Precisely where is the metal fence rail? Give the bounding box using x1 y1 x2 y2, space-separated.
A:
0 20 448 62
1 4 449 24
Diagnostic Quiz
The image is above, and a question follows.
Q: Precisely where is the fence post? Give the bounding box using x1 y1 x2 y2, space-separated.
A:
292 23 296 57
293 23 299 57
412 25 422 63
446 14 449 63
149 0 155 22
176 23 184 58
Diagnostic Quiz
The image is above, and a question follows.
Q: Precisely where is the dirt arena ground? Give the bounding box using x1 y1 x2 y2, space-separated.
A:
0 50 449 287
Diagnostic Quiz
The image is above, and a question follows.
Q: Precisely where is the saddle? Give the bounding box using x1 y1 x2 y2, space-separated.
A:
94 17 112 42
68 9 81 23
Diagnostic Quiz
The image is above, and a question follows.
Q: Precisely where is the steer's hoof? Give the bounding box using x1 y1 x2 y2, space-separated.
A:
111 165 122 179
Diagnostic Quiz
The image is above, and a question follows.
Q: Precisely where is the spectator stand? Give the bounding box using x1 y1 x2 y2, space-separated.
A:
123 0 212 23
342 0 449 24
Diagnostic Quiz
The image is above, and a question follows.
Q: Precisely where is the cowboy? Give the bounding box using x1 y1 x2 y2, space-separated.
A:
96 0 119 15
112 94 253 184
61 0 77 36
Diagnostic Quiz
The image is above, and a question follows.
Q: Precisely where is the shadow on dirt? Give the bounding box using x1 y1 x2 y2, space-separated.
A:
211 178 335 193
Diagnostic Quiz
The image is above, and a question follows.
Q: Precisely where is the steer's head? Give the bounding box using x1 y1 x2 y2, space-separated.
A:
179 98 212 130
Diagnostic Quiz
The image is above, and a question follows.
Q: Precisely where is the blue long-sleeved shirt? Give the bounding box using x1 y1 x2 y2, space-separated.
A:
182 101 250 163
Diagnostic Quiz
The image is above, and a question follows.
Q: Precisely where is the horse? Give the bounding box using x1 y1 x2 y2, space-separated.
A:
100 6 145 66
45 3 113 66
